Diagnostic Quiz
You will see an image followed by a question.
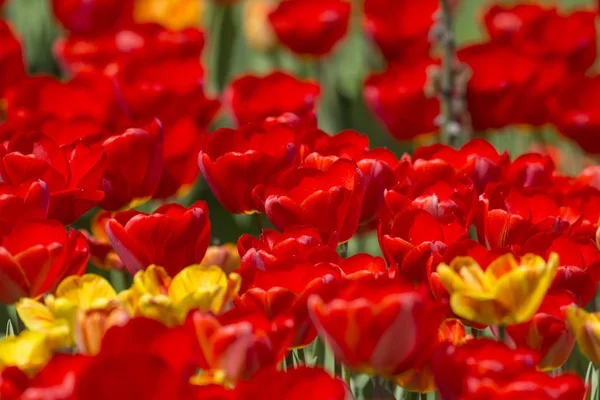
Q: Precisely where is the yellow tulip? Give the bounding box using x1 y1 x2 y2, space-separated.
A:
121 264 241 326
0 331 54 376
565 306 600 365
202 244 241 275
437 252 558 326
134 0 204 30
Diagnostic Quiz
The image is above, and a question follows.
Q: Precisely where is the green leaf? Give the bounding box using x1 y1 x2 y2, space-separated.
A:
5 319 15 337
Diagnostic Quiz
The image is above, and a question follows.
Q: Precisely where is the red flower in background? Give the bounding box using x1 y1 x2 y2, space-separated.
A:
50 0 133 35
308 276 447 377
302 129 398 224
234 367 350 400
268 0 351 56
0 220 88 304
485 4 597 74
412 139 510 194
432 339 539 400
0 132 105 225
237 227 340 272
225 71 320 126
0 181 49 226
549 75 600 154
193 309 294 381
0 20 25 100
82 210 127 271
198 121 297 214
100 119 163 211
107 59 220 199
458 43 537 131
506 290 575 371
54 23 204 74
256 158 364 245
363 0 438 61
462 371 586 400
364 60 440 141
4 74 117 146
105 201 210 276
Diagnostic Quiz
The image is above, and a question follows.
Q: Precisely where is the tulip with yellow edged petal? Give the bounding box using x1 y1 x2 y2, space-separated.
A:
134 0 204 30
120 264 241 326
437 252 558 326
0 331 54 376
565 305 600 366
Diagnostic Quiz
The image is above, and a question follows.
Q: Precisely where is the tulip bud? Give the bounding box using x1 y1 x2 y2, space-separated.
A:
202 244 241 275
74 302 130 355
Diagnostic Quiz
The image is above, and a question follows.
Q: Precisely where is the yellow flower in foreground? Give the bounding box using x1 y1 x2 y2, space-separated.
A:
565 306 600 365
120 264 241 326
437 252 558 325
134 0 203 30
17 274 122 354
0 331 54 376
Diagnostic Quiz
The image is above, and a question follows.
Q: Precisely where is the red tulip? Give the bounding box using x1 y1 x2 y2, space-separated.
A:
236 260 342 347
0 220 88 304
100 119 164 211
303 129 398 224
225 71 320 126
549 75 600 154
412 139 510 194
268 0 351 56
338 253 387 279
105 201 210 276
308 275 447 376
0 181 49 227
506 290 576 371
107 59 220 199
521 232 600 307
364 60 440 141
432 339 539 400
0 20 25 100
237 227 341 272
257 158 364 244
504 153 555 188
458 43 537 132
234 367 351 400
462 371 586 400
82 210 132 270
363 0 437 61
50 0 133 35
198 121 298 214
4 73 117 146
484 4 552 44
192 309 294 381
1 132 105 225
54 23 204 74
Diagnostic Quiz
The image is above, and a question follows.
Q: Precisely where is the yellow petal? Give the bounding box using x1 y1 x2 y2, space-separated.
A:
138 294 180 327
0 331 54 376
449 292 505 326
134 0 202 30
56 274 117 310
16 298 72 349
133 265 171 297
169 265 227 304
177 286 226 317
566 306 600 366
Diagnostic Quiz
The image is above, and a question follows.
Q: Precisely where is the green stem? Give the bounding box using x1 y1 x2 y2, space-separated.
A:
338 242 349 259
296 348 306 364
439 0 459 147
253 213 263 233
285 351 295 371
498 325 506 343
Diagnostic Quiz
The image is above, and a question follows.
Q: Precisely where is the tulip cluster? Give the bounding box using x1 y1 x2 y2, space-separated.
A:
0 0 599 399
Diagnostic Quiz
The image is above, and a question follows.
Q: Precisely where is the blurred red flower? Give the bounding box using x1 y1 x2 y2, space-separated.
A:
0 181 49 226
0 20 25 100
105 201 210 276
256 158 364 245
363 0 437 61
308 275 446 377
268 0 351 56
506 290 575 371
364 60 440 141
100 119 163 211
54 23 204 74
225 71 320 126
0 132 105 225
234 366 350 400
0 220 88 304
192 309 294 381
50 0 134 35
432 339 539 400
199 120 298 214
